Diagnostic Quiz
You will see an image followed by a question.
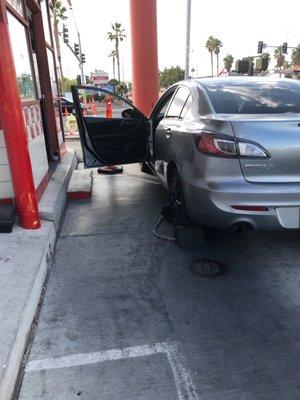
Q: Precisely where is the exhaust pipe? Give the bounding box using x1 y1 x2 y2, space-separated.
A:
230 223 253 233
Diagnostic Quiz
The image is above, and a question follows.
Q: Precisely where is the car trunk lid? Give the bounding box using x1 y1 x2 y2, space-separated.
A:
230 115 300 183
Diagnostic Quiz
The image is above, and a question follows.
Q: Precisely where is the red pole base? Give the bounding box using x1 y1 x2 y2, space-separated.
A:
97 166 123 174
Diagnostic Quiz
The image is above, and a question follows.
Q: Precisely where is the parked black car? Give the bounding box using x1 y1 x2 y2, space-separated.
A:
61 97 85 114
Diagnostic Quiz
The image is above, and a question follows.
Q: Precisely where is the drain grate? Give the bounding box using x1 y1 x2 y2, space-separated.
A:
187 258 229 278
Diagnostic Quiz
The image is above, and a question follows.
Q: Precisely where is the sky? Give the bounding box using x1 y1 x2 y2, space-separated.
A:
61 0 300 81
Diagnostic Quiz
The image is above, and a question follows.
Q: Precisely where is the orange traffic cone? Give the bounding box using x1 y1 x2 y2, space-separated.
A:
83 97 87 114
92 102 97 116
105 100 112 118
99 99 122 173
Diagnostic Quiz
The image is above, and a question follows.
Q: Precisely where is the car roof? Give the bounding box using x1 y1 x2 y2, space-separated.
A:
192 76 300 87
167 77 300 93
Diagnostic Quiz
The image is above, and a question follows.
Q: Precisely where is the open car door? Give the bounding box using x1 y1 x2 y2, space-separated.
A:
71 86 150 168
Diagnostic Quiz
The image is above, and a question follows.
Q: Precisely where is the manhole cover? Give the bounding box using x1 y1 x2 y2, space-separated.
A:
187 258 229 278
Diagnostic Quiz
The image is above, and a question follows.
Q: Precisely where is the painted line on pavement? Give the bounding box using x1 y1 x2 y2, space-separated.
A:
26 341 199 400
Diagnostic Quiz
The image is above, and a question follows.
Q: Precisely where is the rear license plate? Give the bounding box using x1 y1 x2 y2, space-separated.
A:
275 207 300 229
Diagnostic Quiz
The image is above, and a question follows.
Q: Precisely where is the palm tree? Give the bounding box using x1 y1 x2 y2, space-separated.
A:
291 44 300 66
259 52 270 73
262 52 270 60
107 22 126 82
213 38 223 76
205 36 215 77
223 54 234 73
282 60 292 69
108 50 117 79
117 82 128 97
274 46 285 77
50 0 67 94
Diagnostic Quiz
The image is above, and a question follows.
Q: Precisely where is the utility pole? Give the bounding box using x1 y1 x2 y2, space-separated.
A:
77 31 85 84
185 0 192 79
61 27 85 83
66 0 85 84
122 56 125 82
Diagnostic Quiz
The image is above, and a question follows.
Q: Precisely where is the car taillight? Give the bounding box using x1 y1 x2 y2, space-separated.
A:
196 133 237 157
238 142 268 158
195 132 269 159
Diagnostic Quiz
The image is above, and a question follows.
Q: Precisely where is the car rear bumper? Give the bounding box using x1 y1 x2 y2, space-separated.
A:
185 178 300 231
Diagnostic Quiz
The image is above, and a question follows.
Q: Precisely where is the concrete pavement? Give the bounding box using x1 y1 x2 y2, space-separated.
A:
17 163 300 400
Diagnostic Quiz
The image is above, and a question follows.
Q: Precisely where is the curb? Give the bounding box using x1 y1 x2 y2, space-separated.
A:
39 151 78 230
67 170 93 201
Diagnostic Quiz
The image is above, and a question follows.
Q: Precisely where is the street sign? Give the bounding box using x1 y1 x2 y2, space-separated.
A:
91 70 109 85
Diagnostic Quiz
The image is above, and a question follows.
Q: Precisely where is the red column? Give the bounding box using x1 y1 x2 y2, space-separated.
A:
0 1 40 229
130 0 159 117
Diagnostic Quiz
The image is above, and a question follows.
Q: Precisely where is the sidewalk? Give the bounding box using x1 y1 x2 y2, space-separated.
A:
16 163 300 400
0 222 55 400
0 151 77 400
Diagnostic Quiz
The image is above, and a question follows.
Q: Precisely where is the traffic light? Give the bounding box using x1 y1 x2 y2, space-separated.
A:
74 43 80 56
256 57 269 71
85 75 91 84
257 41 263 54
81 53 86 63
236 59 250 74
62 25 69 44
76 75 81 85
282 42 288 54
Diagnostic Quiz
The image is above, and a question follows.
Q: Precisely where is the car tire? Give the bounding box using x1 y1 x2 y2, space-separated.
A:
140 161 153 174
169 168 190 226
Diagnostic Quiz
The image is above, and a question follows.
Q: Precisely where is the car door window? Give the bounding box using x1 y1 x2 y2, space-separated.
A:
166 86 190 118
179 94 193 118
152 95 173 130
77 88 140 120
159 98 171 115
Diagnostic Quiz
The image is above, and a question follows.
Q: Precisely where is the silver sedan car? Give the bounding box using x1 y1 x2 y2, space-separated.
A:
73 77 300 231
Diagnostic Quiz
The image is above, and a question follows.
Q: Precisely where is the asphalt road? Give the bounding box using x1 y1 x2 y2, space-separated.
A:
17 162 300 400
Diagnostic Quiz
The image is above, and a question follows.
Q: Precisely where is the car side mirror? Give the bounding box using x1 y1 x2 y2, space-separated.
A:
121 109 135 118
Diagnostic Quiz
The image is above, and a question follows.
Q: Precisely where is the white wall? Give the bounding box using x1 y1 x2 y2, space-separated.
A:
28 134 49 189
0 131 14 199
0 125 48 200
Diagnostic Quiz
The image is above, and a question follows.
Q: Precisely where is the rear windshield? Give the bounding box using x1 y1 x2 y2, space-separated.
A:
203 80 300 114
